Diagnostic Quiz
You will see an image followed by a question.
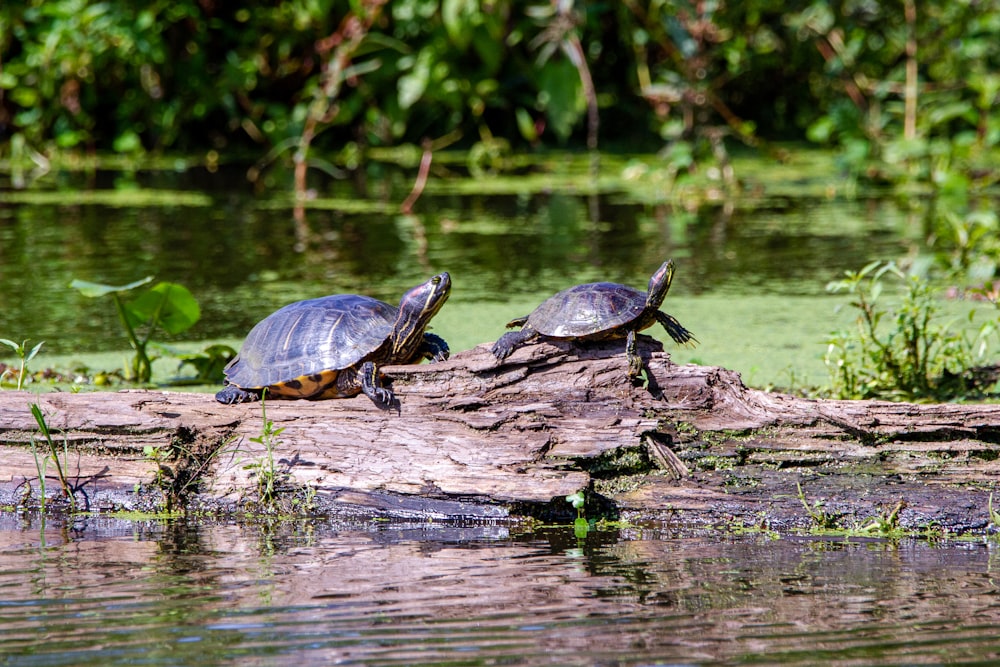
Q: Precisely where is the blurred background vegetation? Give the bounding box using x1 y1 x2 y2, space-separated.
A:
1 0 998 194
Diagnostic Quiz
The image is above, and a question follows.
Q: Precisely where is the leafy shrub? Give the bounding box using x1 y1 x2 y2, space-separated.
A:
824 261 998 401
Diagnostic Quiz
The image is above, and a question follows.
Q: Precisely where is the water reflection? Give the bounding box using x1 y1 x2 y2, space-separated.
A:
2 516 1000 665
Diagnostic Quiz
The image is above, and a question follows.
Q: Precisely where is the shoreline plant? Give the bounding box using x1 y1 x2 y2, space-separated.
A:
29 403 76 511
823 261 999 401
246 391 285 508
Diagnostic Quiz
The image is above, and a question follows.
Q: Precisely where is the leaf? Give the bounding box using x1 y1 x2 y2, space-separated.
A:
537 59 583 142
565 491 586 509
398 50 432 110
126 282 201 335
515 107 538 142
70 276 154 298
442 0 478 49
25 341 44 362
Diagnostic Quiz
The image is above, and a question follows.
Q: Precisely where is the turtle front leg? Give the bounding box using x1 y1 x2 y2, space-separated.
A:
625 329 644 380
357 361 400 412
417 333 450 363
491 328 537 361
656 311 698 346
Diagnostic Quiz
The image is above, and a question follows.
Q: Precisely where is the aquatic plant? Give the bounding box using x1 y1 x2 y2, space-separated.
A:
0 338 43 390
796 482 841 532
854 499 907 538
70 277 201 384
29 403 76 511
824 261 998 401
565 490 590 538
173 344 238 384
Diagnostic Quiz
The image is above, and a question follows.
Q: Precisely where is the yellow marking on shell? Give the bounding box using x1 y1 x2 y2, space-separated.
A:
279 311 304 353
269 369 356 399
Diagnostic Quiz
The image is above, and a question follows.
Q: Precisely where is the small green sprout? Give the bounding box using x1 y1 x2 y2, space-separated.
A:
0 338 44 390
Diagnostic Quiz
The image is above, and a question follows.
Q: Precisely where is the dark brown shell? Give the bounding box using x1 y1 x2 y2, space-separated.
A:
223 295 395 395
525 282 647 338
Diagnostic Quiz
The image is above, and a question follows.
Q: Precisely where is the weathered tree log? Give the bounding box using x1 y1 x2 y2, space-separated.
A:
2 337 999 533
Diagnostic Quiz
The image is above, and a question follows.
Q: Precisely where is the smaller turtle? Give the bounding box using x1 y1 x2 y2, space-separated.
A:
491 260 696 379
216 272 451 410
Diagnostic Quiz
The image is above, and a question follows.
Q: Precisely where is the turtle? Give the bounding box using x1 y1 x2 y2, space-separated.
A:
215 272 451 411
491 260 695 379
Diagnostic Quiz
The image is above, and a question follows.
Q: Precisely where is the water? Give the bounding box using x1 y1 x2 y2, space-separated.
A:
0 160 937 388
2 517 1000 666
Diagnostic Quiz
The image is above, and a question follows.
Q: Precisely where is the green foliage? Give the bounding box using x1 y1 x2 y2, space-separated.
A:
70 277 201 383
854 500 907 539
922 207 1000 287
824 261 998 401
2 1 999 191
139 436 224 511
0 338 43 390
788 1 1000 191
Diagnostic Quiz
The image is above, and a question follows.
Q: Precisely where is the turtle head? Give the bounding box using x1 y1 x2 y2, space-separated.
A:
391 272 452 359
645 260 675 309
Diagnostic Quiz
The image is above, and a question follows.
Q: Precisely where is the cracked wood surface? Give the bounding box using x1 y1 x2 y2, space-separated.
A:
1 338 999 531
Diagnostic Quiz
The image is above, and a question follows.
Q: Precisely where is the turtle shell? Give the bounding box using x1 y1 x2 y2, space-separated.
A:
525 282 647 339
223 294 395 399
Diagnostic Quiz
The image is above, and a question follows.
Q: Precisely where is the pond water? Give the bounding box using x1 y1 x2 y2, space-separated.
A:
0 154 960 390
3 516 1000 666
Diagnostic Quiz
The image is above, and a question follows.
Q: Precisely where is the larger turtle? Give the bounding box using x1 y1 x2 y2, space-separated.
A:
216 272 451 410
491 260 695 379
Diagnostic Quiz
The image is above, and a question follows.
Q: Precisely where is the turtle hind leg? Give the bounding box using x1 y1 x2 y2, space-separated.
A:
625 329 644 380
656 311 698 346
215 384 262 405
491 328 536 361
357 361 400 412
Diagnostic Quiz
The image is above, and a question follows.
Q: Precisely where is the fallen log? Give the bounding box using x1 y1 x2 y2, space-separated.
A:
1 338 999 533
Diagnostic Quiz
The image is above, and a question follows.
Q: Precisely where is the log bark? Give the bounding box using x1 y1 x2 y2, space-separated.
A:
2 337 999 533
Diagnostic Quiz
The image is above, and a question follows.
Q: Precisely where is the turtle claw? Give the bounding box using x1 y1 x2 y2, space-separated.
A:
215 384 261 405
418 333 450 363
492 329 534 361
490 337 513 361
371 387 400 412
